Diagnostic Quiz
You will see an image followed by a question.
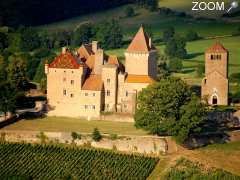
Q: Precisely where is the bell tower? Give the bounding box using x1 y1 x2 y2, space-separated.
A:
201 41 229 105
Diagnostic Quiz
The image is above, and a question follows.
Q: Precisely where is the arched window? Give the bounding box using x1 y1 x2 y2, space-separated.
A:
212 95 218 105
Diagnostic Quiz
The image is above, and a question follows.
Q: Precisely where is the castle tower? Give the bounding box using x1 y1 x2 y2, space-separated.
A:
125 26 157 78
201 42 229 105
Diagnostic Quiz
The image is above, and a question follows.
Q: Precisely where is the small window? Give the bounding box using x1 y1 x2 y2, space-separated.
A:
126 91 128 97
85 105 88 109
204 79 207 84
70 94 74 98
63 78 66 82
92 105 95 110
63 90 67 96
106 90 110 96
106 104 109 108
72 71 74 73
93 93 96 97
71 80 74 85
85 93 88 96
107 79 110 84
64 71 66 73
124 104 127 108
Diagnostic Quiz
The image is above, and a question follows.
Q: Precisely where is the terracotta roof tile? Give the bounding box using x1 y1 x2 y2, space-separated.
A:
125 75 155 84
85 55 95 69
126 26 155 53
108 55 119 66
78 44 93 60
206 41 228 53
49 51 80 69
82 75 102 91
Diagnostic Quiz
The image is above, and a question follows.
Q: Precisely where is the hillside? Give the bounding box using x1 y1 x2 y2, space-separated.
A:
39 3 239 39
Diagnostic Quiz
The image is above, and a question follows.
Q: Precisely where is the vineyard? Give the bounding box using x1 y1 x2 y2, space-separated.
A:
0 143 159 180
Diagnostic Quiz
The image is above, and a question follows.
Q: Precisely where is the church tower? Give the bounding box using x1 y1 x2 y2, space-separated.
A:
201 41 229 105
125 26 157 79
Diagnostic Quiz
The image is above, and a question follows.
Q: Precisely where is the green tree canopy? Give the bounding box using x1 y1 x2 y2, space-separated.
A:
96 20 123 49
19 27 40 51
185 30 200 41
162 27 175 42
168 58 183 73
135 77 206 143
72 23 95 46
7 55 28 91
165 37 187 59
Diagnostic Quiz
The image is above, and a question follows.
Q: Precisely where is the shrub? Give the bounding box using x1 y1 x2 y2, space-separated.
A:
185 30 200 41
92 128 102 142
196 64 205 77
109 133 118 140
168 58 183 72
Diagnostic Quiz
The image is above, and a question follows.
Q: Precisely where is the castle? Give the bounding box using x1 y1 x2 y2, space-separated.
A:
45 26 157 118
201 41 229 105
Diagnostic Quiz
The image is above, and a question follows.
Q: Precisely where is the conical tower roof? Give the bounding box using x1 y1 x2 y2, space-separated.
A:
126 26 154 53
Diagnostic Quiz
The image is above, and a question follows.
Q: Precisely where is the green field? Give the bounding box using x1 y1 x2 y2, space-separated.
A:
1 117 147 136
0 143 158 179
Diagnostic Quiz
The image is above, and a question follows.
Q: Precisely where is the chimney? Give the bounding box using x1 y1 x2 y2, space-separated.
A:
62 47 67 54
92 41 98 54
93 49 104 74
149 38 152 49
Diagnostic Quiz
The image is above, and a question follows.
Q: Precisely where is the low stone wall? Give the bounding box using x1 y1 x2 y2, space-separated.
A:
0 130 167 155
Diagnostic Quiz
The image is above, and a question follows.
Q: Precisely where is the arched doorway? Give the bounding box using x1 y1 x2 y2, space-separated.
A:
212 95 218 105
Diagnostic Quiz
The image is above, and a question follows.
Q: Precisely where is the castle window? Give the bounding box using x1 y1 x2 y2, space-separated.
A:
106 104 109 108
64 71 66 73
93 93 96 97
92 105 95 110
124 104 127 108
204 79 207 84
71 80 74 85
72 71 74 73
85 93 88 96
106 90 110 96
63 90 67 96
63 78 66 82
70 94 74 98
85 105 88 109
126 91 128 97
107 79 110 84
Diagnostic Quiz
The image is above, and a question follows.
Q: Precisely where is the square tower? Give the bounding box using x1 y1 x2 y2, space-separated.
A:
125 26 157 79
201 42 229 105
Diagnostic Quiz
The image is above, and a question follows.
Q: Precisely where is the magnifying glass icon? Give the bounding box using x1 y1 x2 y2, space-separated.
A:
227 1 239 13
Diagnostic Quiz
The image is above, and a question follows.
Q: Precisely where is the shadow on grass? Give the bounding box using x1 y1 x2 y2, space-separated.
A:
186 52 204 59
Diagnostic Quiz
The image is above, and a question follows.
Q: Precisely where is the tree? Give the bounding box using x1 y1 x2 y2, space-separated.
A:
196 64 205 77
96 20 123 49
72 23 95 46
165 37 187 59
135 77 206 143
0 55 7 81
125 6 135 17
157 54 169 79
92 128 102 142
168 58 183 72
0 32 8 51
162 27 175 42
0 82 18 120
136 0 158 11
19 27 40 51
7 55 28 91
185 30 200 41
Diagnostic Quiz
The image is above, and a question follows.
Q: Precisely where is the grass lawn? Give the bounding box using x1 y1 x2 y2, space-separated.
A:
1 117 147 136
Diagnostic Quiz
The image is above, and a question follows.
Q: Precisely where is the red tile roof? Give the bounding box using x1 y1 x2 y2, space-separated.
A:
82 75 103 91
126 26 155 53
125 75 155 84
49 51 80 69
108 55 119 66
206 41 228 53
